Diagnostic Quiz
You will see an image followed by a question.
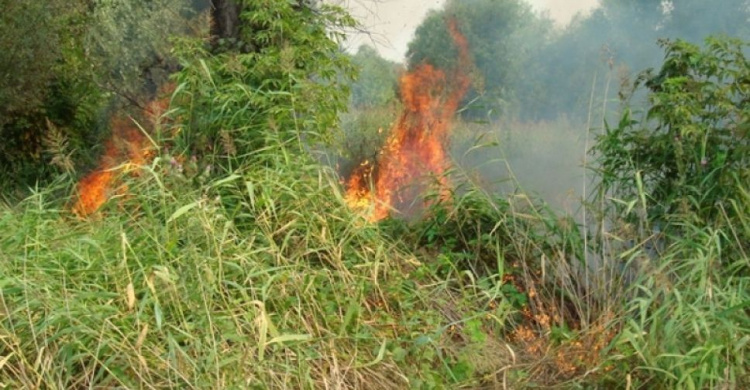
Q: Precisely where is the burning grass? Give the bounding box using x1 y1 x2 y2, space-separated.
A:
72 86 172 216
345 18 471 221
0 157 525 389
5 157 746 388
1 18 746 390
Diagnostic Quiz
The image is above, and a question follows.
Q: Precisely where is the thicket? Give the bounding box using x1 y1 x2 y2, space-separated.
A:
596 37 749 259
589 36 749 388
0 0 748 389
0 0 193 194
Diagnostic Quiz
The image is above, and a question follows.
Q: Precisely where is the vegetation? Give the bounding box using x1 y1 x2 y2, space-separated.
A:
596 37 749 252
349 46 401 110
0 0 194 193
405 0 750 121
588 38 749 389
407 0 551 119
1 0 748 388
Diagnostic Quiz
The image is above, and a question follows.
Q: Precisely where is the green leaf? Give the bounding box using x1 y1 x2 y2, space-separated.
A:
167 201 199 223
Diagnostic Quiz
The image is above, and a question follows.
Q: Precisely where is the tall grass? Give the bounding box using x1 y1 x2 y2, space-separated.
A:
0 148 525 388
1 119 747 388
1 22 747 390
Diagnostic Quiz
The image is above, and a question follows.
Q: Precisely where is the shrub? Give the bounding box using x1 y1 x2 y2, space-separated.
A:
169 0 356 169
595 36 749 261
593 36 750 388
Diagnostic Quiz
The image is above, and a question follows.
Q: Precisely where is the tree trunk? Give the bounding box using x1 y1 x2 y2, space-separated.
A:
209 0 313 52
210 0 242 43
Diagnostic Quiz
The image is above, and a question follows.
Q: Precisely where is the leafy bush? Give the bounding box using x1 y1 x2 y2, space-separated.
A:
595 36 749 260
84 0 192 97
169 0 356 168
0 0 196 194
593 36 750 388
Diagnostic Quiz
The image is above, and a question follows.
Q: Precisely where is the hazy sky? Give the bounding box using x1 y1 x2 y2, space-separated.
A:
333 0 599 61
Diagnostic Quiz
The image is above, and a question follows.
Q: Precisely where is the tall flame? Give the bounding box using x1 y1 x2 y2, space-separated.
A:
72 86 172 216
346 18 472 221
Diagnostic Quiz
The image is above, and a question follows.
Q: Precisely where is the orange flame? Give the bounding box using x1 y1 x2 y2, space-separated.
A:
72 85 173 216
346 18 472 221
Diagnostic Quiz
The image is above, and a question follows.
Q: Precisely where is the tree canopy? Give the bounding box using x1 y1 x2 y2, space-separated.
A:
349 45 401 109
404 0 750 121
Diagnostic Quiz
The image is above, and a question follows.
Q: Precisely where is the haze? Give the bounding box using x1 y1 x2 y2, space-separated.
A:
333 0 598 61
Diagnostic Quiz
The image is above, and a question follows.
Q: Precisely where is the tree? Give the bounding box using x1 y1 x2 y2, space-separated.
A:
0 0 94 188
521 0 750 121
208 0 325 53
406 0 550 119
349 45 400 109
211 0 242 44
170 0 357 165
0 0 199 191
85 0 193 98
0 0 66 125
663 0 750 43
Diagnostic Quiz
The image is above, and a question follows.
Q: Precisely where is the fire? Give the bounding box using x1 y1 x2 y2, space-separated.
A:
345 18 472 221
72 85 172 216
72 117 150 216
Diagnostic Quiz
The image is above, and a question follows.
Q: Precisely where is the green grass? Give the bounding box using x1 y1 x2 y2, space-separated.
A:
1 125 748 388
1 123 748 389
2 2 747 388
0 154 519 388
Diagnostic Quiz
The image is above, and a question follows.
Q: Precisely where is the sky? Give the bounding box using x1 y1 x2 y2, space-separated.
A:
332 0 599 62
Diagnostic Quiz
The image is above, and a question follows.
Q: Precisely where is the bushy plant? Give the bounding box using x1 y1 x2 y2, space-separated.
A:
84 0 193 97
595 36 749 259
592 36 750 388
169 0 357 168
0 0 197 194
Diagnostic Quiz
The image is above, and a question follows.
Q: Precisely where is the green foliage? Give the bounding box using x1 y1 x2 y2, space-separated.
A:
0 129 511 389
591 36 750 388
0 0 63 122
612 227 750 388
391 0 749 123
530 0 750 120
595 37 749 257
400 180 588 318
0 1 107 191
0 0 197 194
349 45 401 109
1 1 748 389
84 0 193 96
601 0 750 45
407 0 549 119
410 189 522 277
170 0 356 166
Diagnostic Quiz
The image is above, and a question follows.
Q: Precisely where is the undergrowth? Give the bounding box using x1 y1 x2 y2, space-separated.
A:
0 8 747 389
0 155 517 388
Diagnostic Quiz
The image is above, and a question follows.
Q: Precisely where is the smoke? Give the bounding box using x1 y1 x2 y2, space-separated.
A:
343 0 750 216
333 0 599 61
